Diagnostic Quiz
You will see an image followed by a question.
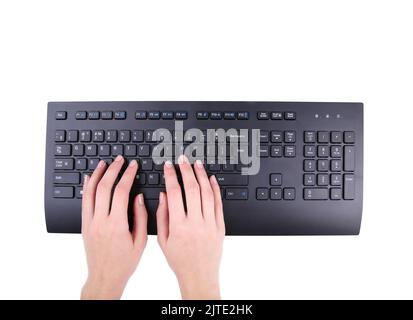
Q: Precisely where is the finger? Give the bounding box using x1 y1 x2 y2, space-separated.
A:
193 159 215 222
81 174 90 232
164 160 185 222
156 192 169 250
133 193 148 250
94 155 125 218
210 175 225 233
111 159 138 221
82 160 106 229
178 155 202 218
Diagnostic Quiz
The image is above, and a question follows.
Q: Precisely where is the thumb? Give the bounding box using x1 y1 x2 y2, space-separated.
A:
133 193 148 250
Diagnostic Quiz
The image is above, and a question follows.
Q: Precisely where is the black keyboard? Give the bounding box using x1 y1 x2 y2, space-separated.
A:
45 101 363 235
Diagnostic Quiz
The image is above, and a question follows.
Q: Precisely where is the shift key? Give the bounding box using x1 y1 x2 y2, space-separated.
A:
53 172 80 184
215 174 248 186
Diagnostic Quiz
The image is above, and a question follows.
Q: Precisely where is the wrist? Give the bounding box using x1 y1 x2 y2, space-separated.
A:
81 276 126 300
177 273 221 300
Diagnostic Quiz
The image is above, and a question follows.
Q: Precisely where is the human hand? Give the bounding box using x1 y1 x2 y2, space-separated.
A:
156 155 225 300
81 155 148 300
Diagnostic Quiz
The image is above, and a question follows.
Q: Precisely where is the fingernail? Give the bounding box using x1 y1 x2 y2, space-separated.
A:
129 159 137 167
138 193 144 205
165 160 173 168
83 174 89 184
195 159 203 168
211 175 218 185
98 160 106 168
159 192 165 204
178 154 188 164
115 155 123 162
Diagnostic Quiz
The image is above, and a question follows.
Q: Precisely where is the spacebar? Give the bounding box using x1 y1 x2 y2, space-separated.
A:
138 188 165 200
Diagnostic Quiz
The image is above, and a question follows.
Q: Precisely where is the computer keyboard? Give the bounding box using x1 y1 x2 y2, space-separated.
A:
45 101 363 235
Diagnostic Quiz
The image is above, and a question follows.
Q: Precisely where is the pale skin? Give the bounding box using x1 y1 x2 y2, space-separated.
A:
81 154 225 300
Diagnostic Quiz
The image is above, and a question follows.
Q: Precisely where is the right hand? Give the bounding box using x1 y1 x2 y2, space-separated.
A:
156 155 225 300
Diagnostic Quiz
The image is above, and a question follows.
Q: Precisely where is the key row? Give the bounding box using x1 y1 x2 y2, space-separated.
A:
303 159 343 172
304 131 355 144
259 130 296 143
256 187 296 200
303 173 343 186
257 111 296 120
304 145 354 158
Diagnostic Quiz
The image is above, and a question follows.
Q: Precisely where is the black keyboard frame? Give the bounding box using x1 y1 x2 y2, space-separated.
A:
45 101 363 235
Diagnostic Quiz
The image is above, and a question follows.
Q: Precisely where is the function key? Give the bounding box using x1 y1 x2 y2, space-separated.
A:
196 111 209 119
114 111 127 119
88 111 100 120
56 111 67 120
331 131 342 143
344 131 355 144
257 112 269 120
75 111 87 120
161 111 174 119
135 111 147 119
304 131 316 143
224 112 236 120
148 111 160 119
271 112 283 120
101 111 113 120
175 111 188 120
317 131 329 143
237 112 249 120
210 112 222 120
284 112 296 120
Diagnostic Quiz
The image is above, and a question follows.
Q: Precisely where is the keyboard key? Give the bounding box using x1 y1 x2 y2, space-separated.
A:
224 112 236 120
135 111 147 119
148 173 160 185
331 145 342 158
344 146 355 171
270 188 282 200
141 159 153 171
161 111 174 119
106 130 117 142
330 159 342 172
331 131 342 143
56 111 67 120
135 173 146 185
270 145 282 157
73 144 84 156
114 111 127 119
344 131 355 144
208 164 221 172
225 188 248 200
330 188 341 200
222 164 235 172
148 111 160 119
303 159 316 172
138 145 150 157
271 131 282 143
101 111 113 119
75 159 87 170
86 145 98 156
55 130 66 142
259 145 269 158
175 111 188 119
303 174 315 186
271 112 283 120
92 130 104 142
317 131 329 143
330 174 342 186
284 131 296 143
257 112 269 120
145 130 155 142
317 159 328 172
317 145 328 157
270 173 282 186
53 172 80 184
75 111 87 120
53 187 74 198
112 145 123 156
125 145 137 156
344 174 355 199
303 188 328 200
317 174 329 186
88 158 100 170
256 188 269 200
259 130 269 143
284 146 296 157
55 144 71 156
215 174 248 186
119 130 131 142
80 130 91 142
196 111 209 119
210 112 222 120
237 112 249 120
132 130 144 142
304 145 316 157
67 130 78 142
304 131 316 143
54 159 74 170
88 111 100 120
283 188 295 200
284 112 296 120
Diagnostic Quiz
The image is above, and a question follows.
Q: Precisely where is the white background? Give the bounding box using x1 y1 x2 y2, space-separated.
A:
0 0 412 299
